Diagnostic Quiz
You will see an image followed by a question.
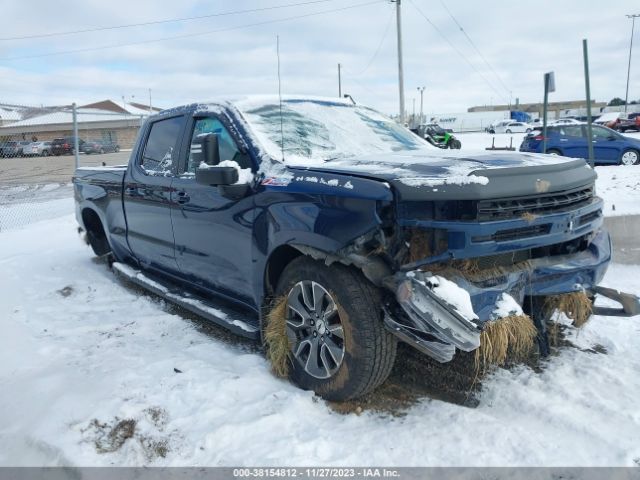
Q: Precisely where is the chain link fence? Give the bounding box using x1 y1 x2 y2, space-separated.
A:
1 101 150 231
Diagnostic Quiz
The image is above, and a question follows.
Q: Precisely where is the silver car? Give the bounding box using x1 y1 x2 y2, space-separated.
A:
24 141 52 157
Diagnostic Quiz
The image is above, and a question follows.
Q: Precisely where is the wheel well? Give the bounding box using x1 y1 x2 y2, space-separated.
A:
81 208 110 256
264 245 302 296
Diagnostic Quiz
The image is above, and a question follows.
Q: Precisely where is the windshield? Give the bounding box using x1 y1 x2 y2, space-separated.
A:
236 99 425 164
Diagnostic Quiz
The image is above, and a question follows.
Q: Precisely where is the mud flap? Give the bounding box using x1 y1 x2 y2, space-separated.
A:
592 286 640 317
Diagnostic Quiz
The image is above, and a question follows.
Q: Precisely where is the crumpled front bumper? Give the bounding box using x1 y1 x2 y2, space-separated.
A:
385 228 616 363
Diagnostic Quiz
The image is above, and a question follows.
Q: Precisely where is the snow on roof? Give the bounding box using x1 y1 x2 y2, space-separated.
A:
595 112 623 122
0 108 141 128
0 108 22 121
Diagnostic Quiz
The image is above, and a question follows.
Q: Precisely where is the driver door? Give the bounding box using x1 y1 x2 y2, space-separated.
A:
170 115 257 307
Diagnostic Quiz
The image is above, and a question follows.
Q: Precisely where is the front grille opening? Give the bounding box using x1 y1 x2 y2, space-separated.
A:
472 224 552 243
477 186 594 221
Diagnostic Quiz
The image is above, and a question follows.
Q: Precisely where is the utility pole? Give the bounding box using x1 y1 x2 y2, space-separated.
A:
338 63 342 98
392 0 405 124
583 39 595 168
624 14 639 114
542 71 555 155
417 86 425 125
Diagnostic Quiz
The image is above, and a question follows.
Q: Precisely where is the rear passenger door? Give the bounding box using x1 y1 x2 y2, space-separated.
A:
170 115 257 307
123 114 186 275
557 125 588 158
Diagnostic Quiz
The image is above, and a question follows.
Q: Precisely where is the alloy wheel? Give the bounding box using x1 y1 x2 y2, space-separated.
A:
285 280 345 379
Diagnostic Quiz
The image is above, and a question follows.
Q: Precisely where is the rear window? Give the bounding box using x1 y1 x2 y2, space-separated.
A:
140 116 184 175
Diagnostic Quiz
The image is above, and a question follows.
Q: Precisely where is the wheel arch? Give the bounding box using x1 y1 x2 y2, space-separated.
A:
81 207 111 256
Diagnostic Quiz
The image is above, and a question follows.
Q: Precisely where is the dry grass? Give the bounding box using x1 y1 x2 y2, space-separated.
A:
264 296 291 378
543 291 593 328
408 228 432 263
474 314 538 371
521 212 539 223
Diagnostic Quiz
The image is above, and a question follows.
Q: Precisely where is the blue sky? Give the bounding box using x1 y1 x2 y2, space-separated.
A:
0 0 638 115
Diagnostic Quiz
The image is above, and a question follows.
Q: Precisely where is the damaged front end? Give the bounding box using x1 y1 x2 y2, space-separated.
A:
379 186 640 363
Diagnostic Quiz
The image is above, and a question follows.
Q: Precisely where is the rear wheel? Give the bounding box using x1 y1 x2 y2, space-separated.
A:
506 129 512 134
99 148 105 154
620 149 639 166
41 150 49 157
273 257 397 401
546 148 562 156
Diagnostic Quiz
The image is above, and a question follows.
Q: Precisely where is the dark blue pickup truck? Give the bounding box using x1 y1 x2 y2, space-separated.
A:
73 96 638 401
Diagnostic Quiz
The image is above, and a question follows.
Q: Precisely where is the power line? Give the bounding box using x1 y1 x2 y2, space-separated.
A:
0 0 340 42
353 8 395 76
0 1 383 62
438 0 511 96
406 0 509 104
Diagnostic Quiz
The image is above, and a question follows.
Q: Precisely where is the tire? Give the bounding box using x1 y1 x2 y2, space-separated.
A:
273 256 397 401
42 150 49 157
546 148 562 156
506 129 512 134
99 148 105 154
620 149 639 166
526 128 532 133
115 146 120 153
451 139 461 149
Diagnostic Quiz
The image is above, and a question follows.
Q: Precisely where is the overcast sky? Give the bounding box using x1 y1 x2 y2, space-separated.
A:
0 0 638 115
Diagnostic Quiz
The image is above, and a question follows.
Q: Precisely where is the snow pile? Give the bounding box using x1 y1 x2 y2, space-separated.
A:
426 275 478 321
491 293 525 320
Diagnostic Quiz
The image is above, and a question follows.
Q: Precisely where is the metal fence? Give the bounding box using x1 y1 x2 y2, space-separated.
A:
0 101 148 231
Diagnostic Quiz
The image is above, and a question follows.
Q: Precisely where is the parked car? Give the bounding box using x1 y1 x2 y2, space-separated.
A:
70 96 640 400
550 118 583 126
493 121 533 134
23 141 52 157
519 124 640 165
613 114 640 133
51 137 85 156
0 140 31 157
594 112 624 129
486 119 513 133
81 139 120 154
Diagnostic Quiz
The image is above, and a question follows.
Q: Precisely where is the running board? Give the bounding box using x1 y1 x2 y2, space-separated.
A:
592 285 640 317
112 262 260 339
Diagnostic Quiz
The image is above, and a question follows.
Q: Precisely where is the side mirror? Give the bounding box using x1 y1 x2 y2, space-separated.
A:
196 132 221 166
608 135 617 141
195 165 238 186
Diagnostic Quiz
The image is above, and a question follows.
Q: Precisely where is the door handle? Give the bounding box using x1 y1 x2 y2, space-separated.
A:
125 186 137 195
176 191 190 204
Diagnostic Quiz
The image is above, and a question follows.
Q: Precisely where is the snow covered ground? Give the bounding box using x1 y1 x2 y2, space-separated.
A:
1 199 640 467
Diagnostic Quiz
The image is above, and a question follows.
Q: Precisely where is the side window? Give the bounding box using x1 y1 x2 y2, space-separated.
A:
563 126 583 138
140 116 184 176
186 117 241 174
592 126 612 140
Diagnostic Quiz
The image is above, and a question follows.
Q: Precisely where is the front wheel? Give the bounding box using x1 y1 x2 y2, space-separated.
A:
506 129 512 134
271 257 397 401
620 149 639 166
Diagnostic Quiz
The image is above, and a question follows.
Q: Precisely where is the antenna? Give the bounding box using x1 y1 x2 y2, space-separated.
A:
277 35 285 162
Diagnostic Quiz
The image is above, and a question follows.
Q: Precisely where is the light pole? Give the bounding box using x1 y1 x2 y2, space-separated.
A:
417 86 425 125
624 14 639 113
391 0 405 123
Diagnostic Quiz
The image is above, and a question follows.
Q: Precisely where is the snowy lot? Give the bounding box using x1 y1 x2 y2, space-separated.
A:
1 197 640 467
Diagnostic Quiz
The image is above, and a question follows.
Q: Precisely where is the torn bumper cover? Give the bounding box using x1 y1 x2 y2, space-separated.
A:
385 228 640 362
386 272 482 363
